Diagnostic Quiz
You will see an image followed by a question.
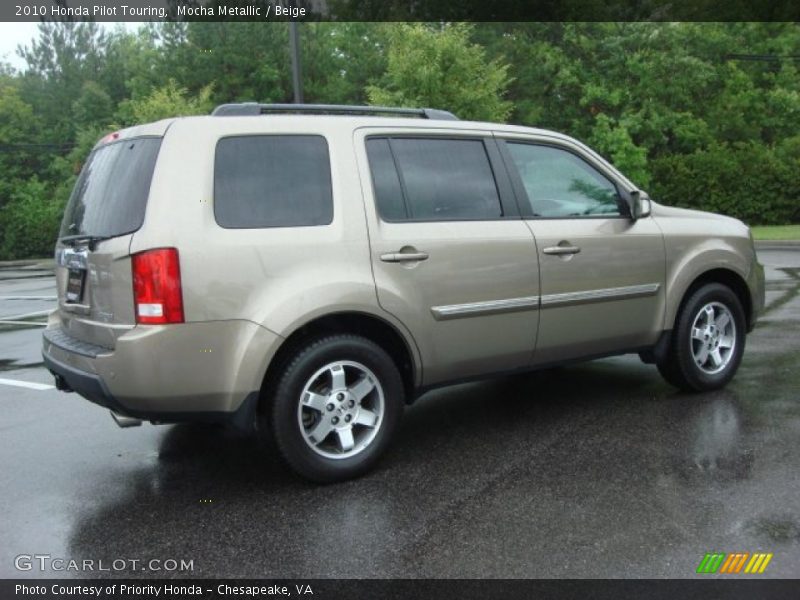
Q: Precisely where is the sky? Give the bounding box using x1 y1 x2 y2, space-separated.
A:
0 22 138 72
0 23 41 70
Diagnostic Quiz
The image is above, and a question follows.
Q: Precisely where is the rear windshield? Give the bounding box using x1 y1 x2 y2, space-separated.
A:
59 137 162 239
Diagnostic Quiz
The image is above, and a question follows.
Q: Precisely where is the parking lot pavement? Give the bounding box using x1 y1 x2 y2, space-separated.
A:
1 249 798 579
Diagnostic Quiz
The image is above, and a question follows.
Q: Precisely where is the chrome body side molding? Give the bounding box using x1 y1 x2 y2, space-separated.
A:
431 284 660 320
540 283 661 308
431 296 541 321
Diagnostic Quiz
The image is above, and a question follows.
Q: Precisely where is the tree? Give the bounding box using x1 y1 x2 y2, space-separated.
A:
0 176 63 259
367 24 512 122
301 23 390 104
72 81 114 129
119 79 214 124
17 22 108 141
159 23 289 103
0 78 40 207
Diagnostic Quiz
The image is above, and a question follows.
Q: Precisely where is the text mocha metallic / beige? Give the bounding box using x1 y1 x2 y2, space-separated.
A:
43 104 765 482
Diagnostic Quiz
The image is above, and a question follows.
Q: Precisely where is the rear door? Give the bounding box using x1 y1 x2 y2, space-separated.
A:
496 134 666 365
356 128 541 386
55 135 162 349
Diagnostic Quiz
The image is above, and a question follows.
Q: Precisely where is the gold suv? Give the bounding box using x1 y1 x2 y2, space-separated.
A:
42 104 765 482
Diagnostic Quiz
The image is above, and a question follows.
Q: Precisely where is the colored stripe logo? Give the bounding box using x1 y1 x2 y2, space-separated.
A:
697 552 773 574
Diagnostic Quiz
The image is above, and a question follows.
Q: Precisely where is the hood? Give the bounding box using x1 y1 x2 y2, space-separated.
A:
649 201 751 238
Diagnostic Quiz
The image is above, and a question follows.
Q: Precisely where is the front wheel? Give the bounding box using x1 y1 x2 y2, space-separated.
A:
269 335 404 482
657 283 746 392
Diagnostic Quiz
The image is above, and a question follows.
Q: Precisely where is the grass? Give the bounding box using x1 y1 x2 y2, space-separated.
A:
751 225 800 241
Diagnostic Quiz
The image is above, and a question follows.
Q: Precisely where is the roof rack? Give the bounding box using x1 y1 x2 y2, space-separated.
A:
211 103 459 121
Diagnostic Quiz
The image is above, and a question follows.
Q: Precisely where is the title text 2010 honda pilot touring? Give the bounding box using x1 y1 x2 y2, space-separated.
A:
43 103 765 482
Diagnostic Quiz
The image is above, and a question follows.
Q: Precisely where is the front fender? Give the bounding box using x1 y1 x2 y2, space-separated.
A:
663 240 752 330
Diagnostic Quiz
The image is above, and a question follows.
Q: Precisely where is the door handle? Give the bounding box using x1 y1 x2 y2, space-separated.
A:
380 251 429 263
542 245 581 256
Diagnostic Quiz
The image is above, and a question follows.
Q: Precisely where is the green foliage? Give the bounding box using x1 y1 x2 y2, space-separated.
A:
367 24 512 122
1 22 799 259
477 22 799 222
0 79 40 206
159 23 287 104
0 177 64 260
588 114 650 187
72 81 114 128
118 79 214 124
301 23 390 104
649 143 800 225
17 22 109 141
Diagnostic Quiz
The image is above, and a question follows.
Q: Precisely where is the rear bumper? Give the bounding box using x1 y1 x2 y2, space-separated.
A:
43 350 116 409
42 318 282 430
45 345 258 429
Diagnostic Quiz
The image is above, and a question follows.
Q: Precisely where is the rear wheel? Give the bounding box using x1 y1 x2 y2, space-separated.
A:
657 283 746 392
269 335 404 482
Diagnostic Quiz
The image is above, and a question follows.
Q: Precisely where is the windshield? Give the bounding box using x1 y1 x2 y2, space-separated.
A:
59 137 162 239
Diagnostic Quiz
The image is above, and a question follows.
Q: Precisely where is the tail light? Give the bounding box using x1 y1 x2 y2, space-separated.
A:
131 248 184 324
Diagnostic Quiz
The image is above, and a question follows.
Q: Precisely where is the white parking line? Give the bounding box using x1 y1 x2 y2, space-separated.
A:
0 310 51 320
0 378 54 391
0 321 47 326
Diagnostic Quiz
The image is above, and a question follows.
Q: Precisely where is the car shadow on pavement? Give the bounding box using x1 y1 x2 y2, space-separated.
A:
64 360 681 578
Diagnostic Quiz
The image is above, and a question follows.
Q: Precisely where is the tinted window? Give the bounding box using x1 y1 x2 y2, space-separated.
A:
215 135 333 228
367 137 502 221
506 143 623 218
60 137 161 239
365 138 407 221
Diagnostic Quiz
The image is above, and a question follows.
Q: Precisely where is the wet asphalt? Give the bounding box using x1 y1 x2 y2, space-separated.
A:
0 249 798 580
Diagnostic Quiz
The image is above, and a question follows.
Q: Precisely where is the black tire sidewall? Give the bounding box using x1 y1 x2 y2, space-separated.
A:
673 283 746 391
270 335 404 483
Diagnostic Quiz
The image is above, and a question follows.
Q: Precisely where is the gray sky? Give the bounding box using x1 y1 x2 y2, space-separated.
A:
0 23 41 70
0 22 138 72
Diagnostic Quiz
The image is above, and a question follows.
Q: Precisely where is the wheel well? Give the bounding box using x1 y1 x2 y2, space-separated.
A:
680 268 753 329
260 312 417 409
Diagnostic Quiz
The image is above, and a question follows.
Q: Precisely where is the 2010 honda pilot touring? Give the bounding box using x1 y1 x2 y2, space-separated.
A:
43 103 765 482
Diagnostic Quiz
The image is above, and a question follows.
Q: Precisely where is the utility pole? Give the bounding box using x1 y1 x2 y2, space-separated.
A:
289 22 304 104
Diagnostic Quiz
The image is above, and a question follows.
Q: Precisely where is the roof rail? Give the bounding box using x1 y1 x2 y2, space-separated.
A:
211 103 459 120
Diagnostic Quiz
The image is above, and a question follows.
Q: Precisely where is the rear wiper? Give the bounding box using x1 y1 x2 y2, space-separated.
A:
59 234 111 250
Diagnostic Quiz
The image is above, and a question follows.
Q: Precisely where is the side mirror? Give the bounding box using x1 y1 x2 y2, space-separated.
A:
625 189 651 220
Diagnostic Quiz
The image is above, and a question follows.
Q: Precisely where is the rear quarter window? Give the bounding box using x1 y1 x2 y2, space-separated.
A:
214 135 333 228
60 137 162 239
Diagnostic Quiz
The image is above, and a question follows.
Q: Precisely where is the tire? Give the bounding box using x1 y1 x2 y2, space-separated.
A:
657 283 746 392
268 334 404 483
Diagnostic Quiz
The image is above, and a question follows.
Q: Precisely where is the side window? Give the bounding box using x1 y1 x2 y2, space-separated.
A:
366 137 503 221
214 135 333 228
505 143 623 218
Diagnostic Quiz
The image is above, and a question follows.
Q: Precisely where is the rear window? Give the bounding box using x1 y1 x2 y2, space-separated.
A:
214 135 333 228
59 137 162 239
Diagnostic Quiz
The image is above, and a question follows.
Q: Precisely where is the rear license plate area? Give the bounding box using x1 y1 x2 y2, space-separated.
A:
66 268 86 303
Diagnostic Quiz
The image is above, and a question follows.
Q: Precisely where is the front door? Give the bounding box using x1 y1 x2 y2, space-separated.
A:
497 135 666 365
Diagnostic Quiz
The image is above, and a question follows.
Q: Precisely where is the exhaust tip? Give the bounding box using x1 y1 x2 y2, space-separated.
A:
110 411 142 428
53 374 73 393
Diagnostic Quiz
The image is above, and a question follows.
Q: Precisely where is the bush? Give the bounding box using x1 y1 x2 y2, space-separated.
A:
0 177 65 260
649 142 800 225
